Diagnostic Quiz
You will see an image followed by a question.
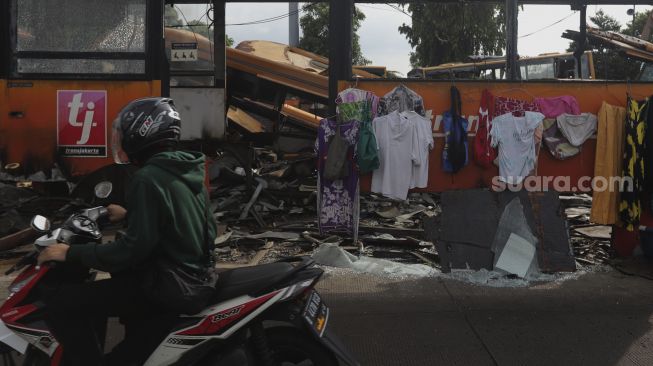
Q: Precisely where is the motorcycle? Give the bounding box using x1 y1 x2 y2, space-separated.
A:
0 182 358 366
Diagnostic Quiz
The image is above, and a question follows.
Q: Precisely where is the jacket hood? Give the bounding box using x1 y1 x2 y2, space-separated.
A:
146 151 205 193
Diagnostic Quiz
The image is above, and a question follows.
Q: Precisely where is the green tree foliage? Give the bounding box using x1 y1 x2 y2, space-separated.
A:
591 9 621 32
623 11 652 42
165 6 182 27
399 3 506 67
187 20 213 41
299 3 371 65
568 9 647 80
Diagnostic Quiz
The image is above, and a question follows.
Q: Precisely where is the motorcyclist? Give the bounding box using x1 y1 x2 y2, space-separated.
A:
37 97 217 365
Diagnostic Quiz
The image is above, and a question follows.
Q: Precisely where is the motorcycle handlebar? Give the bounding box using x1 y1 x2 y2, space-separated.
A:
4 251 38 275
85 206 109 222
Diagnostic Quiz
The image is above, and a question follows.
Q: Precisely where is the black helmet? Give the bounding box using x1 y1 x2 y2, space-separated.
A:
111 97 181 164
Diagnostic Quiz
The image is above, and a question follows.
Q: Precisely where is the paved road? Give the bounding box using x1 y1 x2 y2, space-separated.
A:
3 264 653 366
317 269 653 366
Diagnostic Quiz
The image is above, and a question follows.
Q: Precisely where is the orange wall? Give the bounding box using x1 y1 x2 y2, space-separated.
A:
0 80 161 177
340 80 653 193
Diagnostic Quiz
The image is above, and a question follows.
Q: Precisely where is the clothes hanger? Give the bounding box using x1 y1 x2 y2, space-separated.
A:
340 77 362 96
348 77 360 90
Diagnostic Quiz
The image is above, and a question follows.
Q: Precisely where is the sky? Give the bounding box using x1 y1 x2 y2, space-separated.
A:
177 3 652 76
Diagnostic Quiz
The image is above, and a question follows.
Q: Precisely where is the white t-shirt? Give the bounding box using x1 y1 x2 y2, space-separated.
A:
371 111 418 200
490 111 545 184
401 111 434 188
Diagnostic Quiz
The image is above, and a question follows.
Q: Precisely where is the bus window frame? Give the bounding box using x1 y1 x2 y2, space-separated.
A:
520 58 556 80
6 0 163 81
0 0 9 78
164 1 222 89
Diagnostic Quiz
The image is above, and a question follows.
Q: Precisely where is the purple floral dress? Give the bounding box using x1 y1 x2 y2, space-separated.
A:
316 119 360 240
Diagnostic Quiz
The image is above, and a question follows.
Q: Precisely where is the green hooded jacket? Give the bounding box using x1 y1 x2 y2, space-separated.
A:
67 151 217 273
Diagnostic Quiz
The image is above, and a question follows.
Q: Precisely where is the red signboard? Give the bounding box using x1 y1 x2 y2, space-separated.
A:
57 90 107 157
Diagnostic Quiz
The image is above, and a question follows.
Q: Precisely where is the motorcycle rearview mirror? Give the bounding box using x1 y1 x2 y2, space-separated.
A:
31 215 51 233
94 181 113 199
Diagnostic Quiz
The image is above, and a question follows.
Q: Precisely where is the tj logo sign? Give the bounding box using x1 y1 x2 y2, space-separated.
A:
57 91 107 157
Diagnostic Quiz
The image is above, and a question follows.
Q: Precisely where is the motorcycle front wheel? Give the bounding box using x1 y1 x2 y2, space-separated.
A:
258 327 338 366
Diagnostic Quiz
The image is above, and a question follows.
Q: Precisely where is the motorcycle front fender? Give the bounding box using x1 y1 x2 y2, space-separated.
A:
318 326 359 366
263 297 360 366
0 319 28 354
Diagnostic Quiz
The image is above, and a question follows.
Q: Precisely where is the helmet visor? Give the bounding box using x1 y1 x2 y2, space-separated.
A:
111 118 130 164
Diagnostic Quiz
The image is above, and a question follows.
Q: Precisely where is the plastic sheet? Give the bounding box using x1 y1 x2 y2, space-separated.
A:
312 243 436 277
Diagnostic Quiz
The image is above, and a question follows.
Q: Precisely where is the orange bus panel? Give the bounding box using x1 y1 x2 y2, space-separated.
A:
0 80 161 178
340 80 653 193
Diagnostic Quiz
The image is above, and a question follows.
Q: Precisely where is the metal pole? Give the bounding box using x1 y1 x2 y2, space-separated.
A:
573 3 587 79
213 0 226 87
289 2 299 47
505 0 519 80
328 0 353 116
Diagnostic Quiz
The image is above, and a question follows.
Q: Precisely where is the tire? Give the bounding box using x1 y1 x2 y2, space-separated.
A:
262 327 339 366
20 346 49 366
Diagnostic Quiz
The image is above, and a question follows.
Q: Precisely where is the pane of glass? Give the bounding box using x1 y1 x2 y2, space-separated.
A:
526 62 555 80
640 65 653 81
17 59 145 74
16 0 146 52
164 4 215 73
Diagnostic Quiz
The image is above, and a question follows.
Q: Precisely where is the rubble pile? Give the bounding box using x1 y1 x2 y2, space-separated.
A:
208 147 439 268
0 147 619 285
0 183 36 238
561 194 614 265
208 146 612 282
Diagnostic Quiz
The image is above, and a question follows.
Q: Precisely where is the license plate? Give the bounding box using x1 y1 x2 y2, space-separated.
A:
302 290 329 338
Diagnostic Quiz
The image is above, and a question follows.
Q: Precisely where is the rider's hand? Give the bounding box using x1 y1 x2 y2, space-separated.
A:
37 243 70 265
107 204 127 223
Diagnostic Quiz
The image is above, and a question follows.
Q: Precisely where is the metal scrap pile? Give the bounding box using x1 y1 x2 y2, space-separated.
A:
207 148 439 267
0 182 90 257
562 194 614 265
356 193 439 267
0 144 616 275
207 148 318 267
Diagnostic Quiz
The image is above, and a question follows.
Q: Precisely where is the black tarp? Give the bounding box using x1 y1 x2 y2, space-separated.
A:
430 189 575 273
435 189 500 272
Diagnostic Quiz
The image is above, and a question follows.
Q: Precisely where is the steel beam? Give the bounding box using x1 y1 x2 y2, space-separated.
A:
574 3 588 79
505 0 519 80
289 2 299 47
214 0 226 87
328 0 353 116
